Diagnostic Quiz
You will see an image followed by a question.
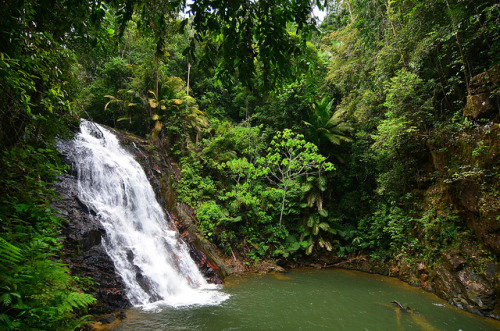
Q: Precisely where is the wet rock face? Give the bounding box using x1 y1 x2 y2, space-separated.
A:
174 203 234 281
53 173 131 313
419 251 500 320
464 93 497 119
426 121 500 257
433 259 499 318
401 250 500 319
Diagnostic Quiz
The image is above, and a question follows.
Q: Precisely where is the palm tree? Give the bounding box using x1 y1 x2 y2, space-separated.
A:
300 175 338 255
104 89 139 126
302 175 327 211
303 97 352 158
181 95 208 147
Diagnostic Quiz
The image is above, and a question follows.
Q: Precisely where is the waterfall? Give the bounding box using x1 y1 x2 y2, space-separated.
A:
58 120 228 308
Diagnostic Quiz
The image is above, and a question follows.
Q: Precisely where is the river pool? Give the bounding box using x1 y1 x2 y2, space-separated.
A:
114 268 500 330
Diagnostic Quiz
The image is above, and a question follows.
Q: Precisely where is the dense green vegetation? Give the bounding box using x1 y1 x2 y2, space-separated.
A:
0 1 103 328
1 0 498 328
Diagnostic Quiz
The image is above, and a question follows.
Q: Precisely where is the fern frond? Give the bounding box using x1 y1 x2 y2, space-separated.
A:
0 237 22 269
57 292 96 314
73 314 96 329
1 293 12 306
0 313 14 330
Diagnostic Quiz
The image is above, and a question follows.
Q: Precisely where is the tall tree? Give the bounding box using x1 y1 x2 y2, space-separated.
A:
259 129 334 226
186 0 325 89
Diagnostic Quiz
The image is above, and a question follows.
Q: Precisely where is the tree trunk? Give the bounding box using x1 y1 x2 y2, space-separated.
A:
155 56 159 101
347 0 353 21
444 0 471 95
278 183 288 227
187 62 191 96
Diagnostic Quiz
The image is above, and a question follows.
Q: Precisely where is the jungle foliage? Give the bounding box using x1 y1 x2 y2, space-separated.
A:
1 0 499 327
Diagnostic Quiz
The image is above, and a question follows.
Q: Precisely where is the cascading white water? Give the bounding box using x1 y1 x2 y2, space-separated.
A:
59 120 228 308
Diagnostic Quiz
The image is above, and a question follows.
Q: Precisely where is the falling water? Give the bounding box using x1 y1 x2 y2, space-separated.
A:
59 120 228 308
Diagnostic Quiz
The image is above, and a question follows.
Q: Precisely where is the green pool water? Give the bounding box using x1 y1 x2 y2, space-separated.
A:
114 268 500 330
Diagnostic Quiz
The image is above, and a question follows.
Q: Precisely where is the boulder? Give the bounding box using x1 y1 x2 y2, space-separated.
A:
464 64 500 120
457 269 495 312
463 93 497 119
431 255 499 319
175 203 234 280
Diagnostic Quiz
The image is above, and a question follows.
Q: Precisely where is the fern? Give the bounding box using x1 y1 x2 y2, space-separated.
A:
58 292 97 314
0 293 21 307
0 222 97 330
0 237 22 269
0 135 98 330
0 314 14 330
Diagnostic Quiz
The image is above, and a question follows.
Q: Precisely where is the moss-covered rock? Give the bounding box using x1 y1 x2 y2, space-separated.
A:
464 64 500 120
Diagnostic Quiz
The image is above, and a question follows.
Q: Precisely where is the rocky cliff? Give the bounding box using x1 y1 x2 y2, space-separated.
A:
337 65 500 320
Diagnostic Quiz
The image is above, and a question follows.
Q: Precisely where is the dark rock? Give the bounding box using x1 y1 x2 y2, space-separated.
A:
117 310 127 320
53 173 131 314
99 314 116 325
82 229 102 251
175 202 234 281
397 260 420 286
443 253 467 272
478 193 500 255
126 249 134 264
432 261 499 319
486 263 498 282
257 262 286 273
134 269 161 302
447 178 481 214
457 269 496 312
431 265 462 301
444 172 500 256
470 64 500 95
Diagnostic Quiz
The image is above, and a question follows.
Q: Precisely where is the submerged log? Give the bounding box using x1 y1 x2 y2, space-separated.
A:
392 300 411 312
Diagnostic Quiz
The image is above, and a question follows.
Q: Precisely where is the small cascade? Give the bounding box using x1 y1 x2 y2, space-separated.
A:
58 120 228 308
